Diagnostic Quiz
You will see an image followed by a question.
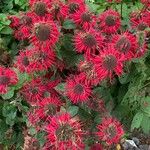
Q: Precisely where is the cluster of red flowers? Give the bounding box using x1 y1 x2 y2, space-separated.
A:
5 0 150 149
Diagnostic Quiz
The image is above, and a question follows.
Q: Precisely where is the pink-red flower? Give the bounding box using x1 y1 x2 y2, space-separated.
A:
30 18 59 49
15 50 34 73
21 78 45 105
8 15 20 29
94 45 125 80
45 113 84 150
66 74 92 103
111 32 138 60
71 9 97 30
67 0 86 16
141 0 150 6
99 9 121 33
29 0 52 17
0 67 18 94
74 29 103 57
97 117 124 145
78 60 100 86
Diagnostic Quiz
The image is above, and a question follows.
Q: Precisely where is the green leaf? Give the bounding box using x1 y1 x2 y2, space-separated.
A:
54 83 66 92
141 115 150 134
1 87 15 100
1 26 12 34
131 111 143 131
63 19 76 29
141 97 150 117
68 106 79 117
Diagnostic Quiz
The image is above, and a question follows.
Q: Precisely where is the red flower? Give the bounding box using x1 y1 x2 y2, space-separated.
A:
66 74 91 103
21 78 45 105
97 117 124 145
31 48 55 71
15 50 34 73
67 0 86 16
99 9 121 33
74 29 103 58
45 113 84 150
78 60 100 86
94 45 125 80
90 143 103 150
8 15 20 29
130 12 149 31
31 18 59 49
29 0 52 17
111 32 138 60
71 9 97 30
50 0 68 21
14 26 31 40
0 67 18 94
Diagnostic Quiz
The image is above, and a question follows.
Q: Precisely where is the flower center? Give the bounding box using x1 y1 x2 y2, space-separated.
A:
34 2 47 16
0 76 10 85
74 84 84 95
45 104 57 116
35 24 50 41
69 3 79 14
56 124 73 141
115 36 131 53
106 125 116 139
20 15 32 26
137 23 147 31
105 15 116 26
103 55 117 71
31 87 38 94
83 34 97 48
22 56 29 67
81 13 91 22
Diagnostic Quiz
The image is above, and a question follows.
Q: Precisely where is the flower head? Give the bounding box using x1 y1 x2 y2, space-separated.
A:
66 74 91 103
111 32 138 60
97 117 124 145
71 9 97 30
45 113 84 150
21 78 45 105
74 29 103 58
99 9 121 33
94 45 125 80
0 67 18 94
31 18 59 49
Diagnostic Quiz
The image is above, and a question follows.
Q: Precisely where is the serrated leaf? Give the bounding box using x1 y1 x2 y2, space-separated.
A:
55 83 65 92
1 26 12 34
141 115 150 134
63 19 76 29
141 97 150 117
131 111 143 131
68 106 79 117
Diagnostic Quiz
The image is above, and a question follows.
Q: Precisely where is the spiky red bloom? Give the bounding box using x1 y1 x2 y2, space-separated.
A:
14 26 31 40
15 50 34 73
8 15 20 29
31 18 59 49
71 9 97 30
45 113 84 150
99 9 121 33
130 12 149 31
31 48 55 71
90 143 103 150
67 0 86 16
97 117 124 145
78 60 100 86
74 29 103 57
94 45 125 80
111 32 138 60
50 0 68 21
21 78 45 105
66 74 91 103
29 0 52 17
0 67 18 94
